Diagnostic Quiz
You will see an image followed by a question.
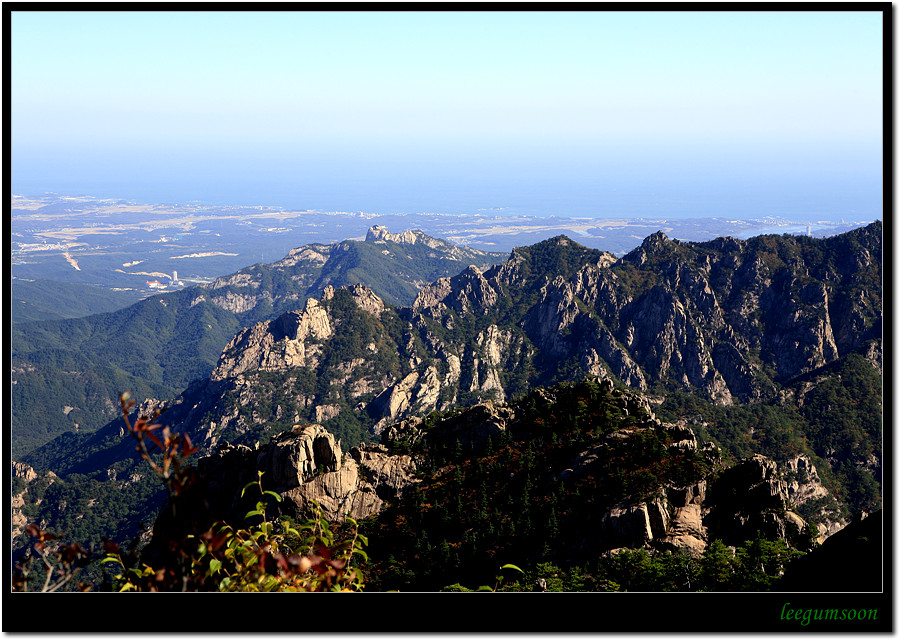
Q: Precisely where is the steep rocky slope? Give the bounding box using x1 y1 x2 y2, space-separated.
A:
127 222 881 456
10 228 506 455
14 224 881 577
143 379 816 585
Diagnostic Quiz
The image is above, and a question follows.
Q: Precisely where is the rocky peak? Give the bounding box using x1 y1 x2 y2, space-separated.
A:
411 277 454 312
346 283 386 316
181 423 419 526
211 296 333 380
271 244 331 269
366 225 445 249
623 230 679 267
450 265 498 314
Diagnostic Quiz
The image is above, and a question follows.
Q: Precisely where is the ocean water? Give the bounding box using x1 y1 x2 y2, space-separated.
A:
11 145 883 223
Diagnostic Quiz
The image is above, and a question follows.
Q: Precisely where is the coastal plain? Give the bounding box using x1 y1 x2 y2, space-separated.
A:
12 193 871 298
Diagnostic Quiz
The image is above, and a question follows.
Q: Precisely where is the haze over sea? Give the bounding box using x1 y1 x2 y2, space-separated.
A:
12 140 882 223
12 10 883 224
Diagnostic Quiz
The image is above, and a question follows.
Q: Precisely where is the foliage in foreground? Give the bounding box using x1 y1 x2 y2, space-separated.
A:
12 393 366 592
11 384 817 593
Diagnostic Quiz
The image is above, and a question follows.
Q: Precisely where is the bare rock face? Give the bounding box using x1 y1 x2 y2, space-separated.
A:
211 297 333 380
11 462 57 544
281 439 420 521
662 483 709 557
594 451 812 558
346 283 386 316
282 460 375 521
450 265 499 316
367 225 435 248
600 497 670 549
369 372 424 430
314 404 342 423
271 245 331 269
207 272 261 290
704 454 808 546
783 454 830 507
186 425 419 527
781 454 847 541
12 461 37 483
412 277 454 313
209 291 274 314
255 425 342 490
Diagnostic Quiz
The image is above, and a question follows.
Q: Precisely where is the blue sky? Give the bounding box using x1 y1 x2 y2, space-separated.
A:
11 10 884 217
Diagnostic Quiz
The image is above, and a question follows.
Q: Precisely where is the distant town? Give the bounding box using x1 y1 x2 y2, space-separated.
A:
11 193 877 298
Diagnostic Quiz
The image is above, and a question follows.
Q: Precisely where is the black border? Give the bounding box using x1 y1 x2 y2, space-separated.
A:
4 2 892 634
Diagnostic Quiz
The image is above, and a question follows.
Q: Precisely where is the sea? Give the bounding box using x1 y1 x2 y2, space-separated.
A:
11 145 883 224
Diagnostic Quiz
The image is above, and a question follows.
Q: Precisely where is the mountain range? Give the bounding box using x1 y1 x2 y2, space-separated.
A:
11 222 883 592
10 226 506 457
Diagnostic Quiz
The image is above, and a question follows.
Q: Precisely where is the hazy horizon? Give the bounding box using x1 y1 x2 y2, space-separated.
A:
11 10 883 222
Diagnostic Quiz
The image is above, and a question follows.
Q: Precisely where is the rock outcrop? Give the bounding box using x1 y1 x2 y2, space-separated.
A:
591 454 811 558
367 225 443 248
187 424 419 526
149 224 881 466
704 455 807 547
25 224 878 568
600 497 672 550
781 454 847 540
147 224 879 545
11 462 57 544
211 297 334 380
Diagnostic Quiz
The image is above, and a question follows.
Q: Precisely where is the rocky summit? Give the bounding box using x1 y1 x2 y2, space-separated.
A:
137 222 880 460
12 223 881 593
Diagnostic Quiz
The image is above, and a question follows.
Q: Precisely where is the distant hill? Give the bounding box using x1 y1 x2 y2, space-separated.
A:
10 279 143 324
10 228 506 457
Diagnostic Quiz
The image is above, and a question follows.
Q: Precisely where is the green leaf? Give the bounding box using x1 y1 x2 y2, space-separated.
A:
263 490 283 502
100 556 124 566
209 558 222 573
499 564 525 574
245 510 262 519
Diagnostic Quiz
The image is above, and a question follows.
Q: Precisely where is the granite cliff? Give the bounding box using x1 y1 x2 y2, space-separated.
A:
145 222 880 458
14 224 881 584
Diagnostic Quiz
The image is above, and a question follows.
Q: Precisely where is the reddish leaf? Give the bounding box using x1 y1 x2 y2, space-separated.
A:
181 433 199 457
146 431 164 452
102 540 121 554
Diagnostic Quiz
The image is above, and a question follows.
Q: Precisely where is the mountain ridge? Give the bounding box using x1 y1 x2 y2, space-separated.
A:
12 223 882 588
10 228 506 456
